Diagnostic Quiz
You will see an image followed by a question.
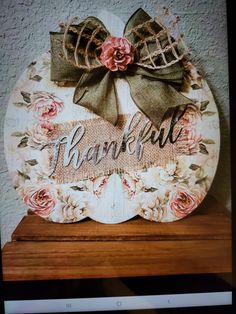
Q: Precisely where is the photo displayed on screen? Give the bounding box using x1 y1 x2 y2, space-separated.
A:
0 1 233 313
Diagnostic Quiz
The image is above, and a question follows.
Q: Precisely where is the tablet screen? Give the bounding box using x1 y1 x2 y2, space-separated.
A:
0 1 233 313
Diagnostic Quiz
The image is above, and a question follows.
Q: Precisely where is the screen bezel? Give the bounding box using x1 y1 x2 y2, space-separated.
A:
1 0 235 313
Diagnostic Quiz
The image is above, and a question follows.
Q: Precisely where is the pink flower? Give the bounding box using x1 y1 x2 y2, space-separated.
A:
27 122 55 149
23 186 56 216
169 187 204 219
92 176 109 198
176 104 202 155
100 37 134 71
29 91 64 120
122 173 139 198
40 122 54 132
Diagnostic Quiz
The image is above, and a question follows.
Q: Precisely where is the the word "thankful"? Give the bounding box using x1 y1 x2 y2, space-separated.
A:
48 107 186 176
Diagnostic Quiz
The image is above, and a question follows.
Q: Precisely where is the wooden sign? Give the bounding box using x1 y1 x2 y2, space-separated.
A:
4 10 220 223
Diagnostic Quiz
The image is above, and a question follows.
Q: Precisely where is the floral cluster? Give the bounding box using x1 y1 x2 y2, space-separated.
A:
124 159 208 222
13 91 63 149
11 90 65 216
176 104 202 155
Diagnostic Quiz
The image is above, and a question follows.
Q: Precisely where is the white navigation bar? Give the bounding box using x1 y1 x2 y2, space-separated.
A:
4 291 232 313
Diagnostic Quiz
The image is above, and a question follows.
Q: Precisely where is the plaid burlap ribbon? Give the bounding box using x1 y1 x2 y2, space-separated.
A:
50 8 191 129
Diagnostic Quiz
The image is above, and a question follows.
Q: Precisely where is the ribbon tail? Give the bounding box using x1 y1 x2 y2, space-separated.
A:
125 74 191 130
73 69 119 125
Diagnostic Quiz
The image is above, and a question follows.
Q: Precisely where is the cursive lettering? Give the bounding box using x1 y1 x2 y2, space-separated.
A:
49 108 185 176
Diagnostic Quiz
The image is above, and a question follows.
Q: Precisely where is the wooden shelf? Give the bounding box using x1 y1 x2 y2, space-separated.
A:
2 195 232 281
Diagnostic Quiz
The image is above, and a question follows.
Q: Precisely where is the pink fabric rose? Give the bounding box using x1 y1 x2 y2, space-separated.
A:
27 122 55 149
100 36 134 71
29 91 64 120
169 187 203 219
176 104 202 155
23 186 56 216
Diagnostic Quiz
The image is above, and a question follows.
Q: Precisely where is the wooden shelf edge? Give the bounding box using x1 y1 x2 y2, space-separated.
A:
2 239 232 281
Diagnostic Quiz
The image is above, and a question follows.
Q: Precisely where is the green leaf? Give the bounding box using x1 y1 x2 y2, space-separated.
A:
202 111 215 116
142 187 158 192
11 131 26 137
17 136 28 148
30 75 42 82
70 186 84 191
195 176 208 185
20 91 31 103
199 143 209 155
25 159 38 166
201 138 215 144
17 170 30 180
189 164 201 171
200 100 209 111
191 84 201 90
13 102 28 108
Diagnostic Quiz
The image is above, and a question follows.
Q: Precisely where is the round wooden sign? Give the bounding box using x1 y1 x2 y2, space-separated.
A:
4 12 220 224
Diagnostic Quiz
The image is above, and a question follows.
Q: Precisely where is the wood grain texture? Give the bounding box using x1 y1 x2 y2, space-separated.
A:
2 195 232 281
2 240 232 281
13 196 231 242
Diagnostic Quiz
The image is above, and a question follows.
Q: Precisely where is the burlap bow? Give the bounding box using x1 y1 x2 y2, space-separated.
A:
50 8 190 129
